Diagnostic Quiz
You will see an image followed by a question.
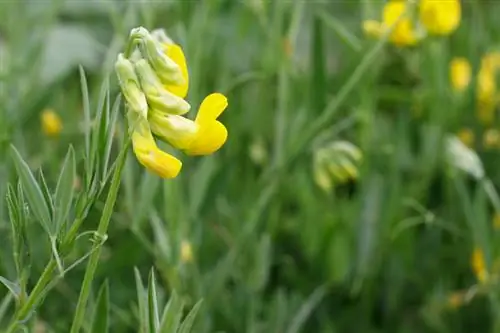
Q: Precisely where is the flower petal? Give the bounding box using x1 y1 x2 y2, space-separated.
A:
163 44 189 98
148 111 198 150
184 121 228 156
195 93 228 125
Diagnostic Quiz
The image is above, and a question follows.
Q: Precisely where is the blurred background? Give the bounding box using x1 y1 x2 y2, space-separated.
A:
2 0 500 332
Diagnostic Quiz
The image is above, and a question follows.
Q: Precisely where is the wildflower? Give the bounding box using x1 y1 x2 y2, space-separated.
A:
449 58 471 92
471 247 489 284
180 240 193 263
419 0 461 36
456 128 474 148
483 128 500 149
364 1 419 46
41 109 62 137
313 141 362 192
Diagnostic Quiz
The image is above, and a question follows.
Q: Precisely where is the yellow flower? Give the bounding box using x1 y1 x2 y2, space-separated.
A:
449 58 471 92
128 111 182 179
476 52 500 125
163 43 189 99
456 128 474 148
363 2 419 46
419 0 461 36
41 109 62 137
180 240 193 263
471 247 489 284
483 128 500 149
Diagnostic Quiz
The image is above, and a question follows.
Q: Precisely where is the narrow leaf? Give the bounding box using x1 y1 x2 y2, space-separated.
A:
0 276 21 298
54 146 76 233
134 267 149 333
159 290 183 333
91 280 110 333
178 300 203 333
79 66 91 168
147 269 160 333
10 145 52 234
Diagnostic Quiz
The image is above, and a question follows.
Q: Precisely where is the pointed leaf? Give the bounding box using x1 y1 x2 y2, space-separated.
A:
159 290 183 333
102 95 121 176
147 269 160 333
38 169 54 226
10 145 51 235
53 146 76 233
91 280 110 333
79 66 91 165
135 267 149 333
0 276 21 298
178 300 203 333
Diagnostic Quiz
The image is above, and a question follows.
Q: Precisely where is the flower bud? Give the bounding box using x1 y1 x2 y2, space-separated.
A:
130 27 184 86
115 53 148 118
134 59 191 115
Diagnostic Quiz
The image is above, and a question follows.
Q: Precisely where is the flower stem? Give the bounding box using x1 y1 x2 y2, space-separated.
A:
69 140 129 333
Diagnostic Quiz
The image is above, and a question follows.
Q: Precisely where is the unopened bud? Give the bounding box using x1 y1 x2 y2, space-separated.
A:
148 112 198 150
134 59 190 115
130 27 184 86
115 53 148 118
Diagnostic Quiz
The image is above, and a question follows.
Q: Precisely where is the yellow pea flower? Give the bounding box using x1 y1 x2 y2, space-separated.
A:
471 247 489 284
449 58 471 92
163 43 189 99
128 111 182 179
184 93 229 156
419 0 461 36
41 109 62 137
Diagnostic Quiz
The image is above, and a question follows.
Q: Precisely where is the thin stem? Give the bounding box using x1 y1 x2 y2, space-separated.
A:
69 140 129 333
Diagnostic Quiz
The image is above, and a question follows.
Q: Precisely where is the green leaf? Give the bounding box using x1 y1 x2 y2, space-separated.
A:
91 280 110 333
178 300 203 333
159 290 183 333
10 145 52 235
53 146 76 234
134 267 148 333
102 95 121 177
38 169 54 226
79 66 91 174
0 276 21 298
147 269 160 333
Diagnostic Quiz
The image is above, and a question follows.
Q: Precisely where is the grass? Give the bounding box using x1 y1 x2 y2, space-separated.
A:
1 0 500 332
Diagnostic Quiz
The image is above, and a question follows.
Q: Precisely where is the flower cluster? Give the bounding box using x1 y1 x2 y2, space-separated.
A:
115 27 228 179
363 0 461 46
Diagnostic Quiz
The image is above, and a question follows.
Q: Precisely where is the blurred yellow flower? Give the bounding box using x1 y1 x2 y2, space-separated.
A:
471 247 489 284
447 291 465 309
41 109 62 137
456 128 474 148
483 128 500 149
180 240 193 263
363 1 418 46
477 52 500 125
419 0 461 36
449 58 471 92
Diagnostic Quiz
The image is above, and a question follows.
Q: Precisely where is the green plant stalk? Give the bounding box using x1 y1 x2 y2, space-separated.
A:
69 141 129 333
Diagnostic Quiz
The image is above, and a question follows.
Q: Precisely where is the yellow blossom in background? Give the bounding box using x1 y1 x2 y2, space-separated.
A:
447 291 465 309
363 1 418 47
493 213 500 230
180 240 193 263
449 58 471 92
476 52 500 125
40 109 62 137
419 0 461 36
483 128 500 149
456 128 474 148
471 247 489 284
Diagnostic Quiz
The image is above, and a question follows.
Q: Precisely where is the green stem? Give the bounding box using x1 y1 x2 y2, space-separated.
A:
69 140 129 333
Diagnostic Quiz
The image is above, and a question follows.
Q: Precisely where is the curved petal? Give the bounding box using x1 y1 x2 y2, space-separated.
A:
163 44 189 98
184 121 228 156
131 131 182 179
195 93 228 125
